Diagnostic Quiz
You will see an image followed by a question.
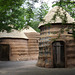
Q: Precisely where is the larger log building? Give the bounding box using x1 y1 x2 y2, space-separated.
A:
37 6 75 68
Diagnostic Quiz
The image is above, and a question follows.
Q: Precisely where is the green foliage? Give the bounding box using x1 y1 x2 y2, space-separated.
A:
30 21 40 32
0 0 25 32
0 0 49 32
37 2 50 21
72 23 75 38
23 1 49 32
72 31 75 38
52 0 75 38
24 1 34 26
52 0 75 19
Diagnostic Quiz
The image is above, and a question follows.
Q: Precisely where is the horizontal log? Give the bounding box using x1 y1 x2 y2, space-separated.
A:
67 54 75 58
0 39 27 42
11 51 27 53
11 47 28 49
29 48 39 51
66 44 75 46
11 49 28 52
28 44 39 46
28 52 38 54
11 53 28 55
10 45 28 48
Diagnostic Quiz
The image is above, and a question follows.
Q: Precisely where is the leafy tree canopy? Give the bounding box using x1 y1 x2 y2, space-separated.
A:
19 1 49 32
30 2 50 32
0 0 49 32
0 0 26 32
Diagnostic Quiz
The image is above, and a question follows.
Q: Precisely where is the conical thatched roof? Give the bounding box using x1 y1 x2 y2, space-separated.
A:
22 26 37 33
0 29 28 39
39 6 75 27
0 26 38 39
22 26 40 39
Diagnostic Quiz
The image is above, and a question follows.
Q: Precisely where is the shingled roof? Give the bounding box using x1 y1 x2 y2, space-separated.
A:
39 6 75 27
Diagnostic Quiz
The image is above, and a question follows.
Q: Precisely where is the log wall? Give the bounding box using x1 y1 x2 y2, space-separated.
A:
25 32 40 60
0 38 29 61
66 40 75 68
37 25 75 68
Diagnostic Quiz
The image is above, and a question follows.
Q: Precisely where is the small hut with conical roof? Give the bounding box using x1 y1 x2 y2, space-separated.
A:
0 26 40 61
22 26 40 60
37 6 75 68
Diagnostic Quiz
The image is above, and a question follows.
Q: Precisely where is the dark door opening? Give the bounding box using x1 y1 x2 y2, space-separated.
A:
52 41 65 68
0 44 10 61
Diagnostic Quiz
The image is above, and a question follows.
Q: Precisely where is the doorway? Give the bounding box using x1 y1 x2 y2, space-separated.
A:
52 41 65 68
0 44 10 61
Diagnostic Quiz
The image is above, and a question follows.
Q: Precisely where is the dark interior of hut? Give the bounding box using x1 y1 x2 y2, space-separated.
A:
0 44 10 61
52 41 65 68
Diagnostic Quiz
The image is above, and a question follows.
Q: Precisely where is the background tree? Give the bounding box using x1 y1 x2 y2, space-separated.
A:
22 1 49 32
0 0 26 32
52 0 75 38
0 0 49 32
30 2 50 32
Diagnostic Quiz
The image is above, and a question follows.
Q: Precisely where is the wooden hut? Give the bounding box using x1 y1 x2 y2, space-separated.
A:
37 6 75 68
0 26 39 61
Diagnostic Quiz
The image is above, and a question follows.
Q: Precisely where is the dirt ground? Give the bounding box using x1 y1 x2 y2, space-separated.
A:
0 60 75 75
